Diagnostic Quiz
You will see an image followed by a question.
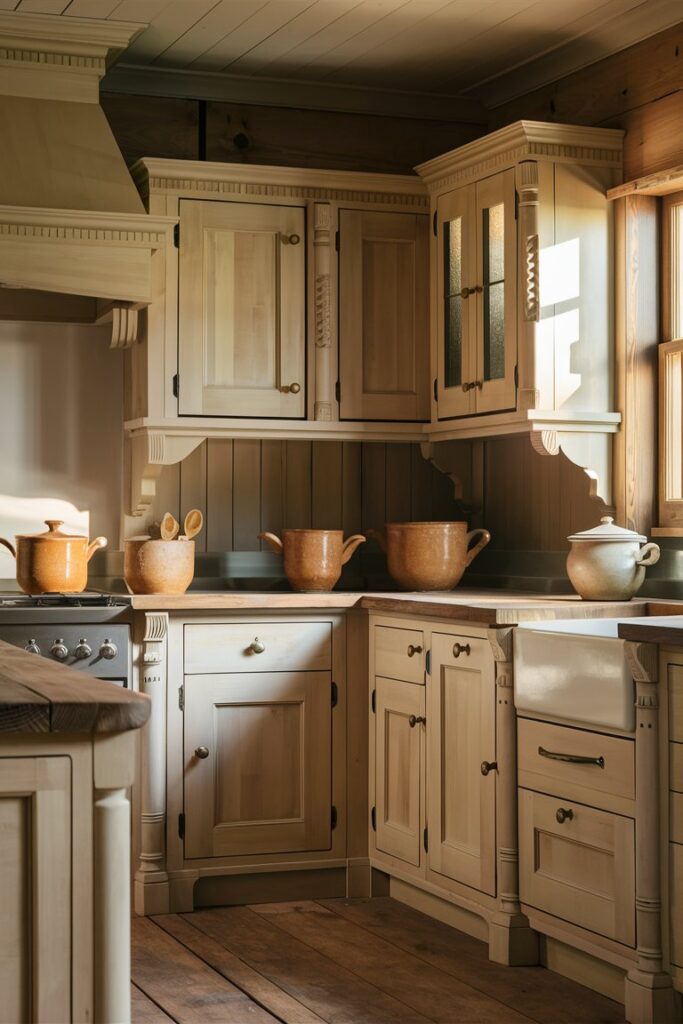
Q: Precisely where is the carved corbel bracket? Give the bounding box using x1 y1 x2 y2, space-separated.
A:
530 428 613 508
127 430 205 517
419 441 465 501
96 301 141 349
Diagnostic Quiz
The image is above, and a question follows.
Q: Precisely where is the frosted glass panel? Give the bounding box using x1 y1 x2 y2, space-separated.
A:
483 203 505 382
444 218 463 389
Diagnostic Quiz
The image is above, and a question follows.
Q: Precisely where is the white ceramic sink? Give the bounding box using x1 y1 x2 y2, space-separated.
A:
514 616 677 732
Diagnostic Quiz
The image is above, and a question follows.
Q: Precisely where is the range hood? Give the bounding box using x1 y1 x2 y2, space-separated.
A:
0 13 174 343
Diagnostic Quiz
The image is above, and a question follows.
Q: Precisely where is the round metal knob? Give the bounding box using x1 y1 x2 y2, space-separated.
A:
24 639 41 656
280 382 302 394
248 638 265 654
194 746 210 759
74 638 92 660
99 639 118 660
480 760 498 776
453 642 471 658
407 644 423 657
408 715 426 728
556 807 574 824
50 639 68 661
285 233 301 245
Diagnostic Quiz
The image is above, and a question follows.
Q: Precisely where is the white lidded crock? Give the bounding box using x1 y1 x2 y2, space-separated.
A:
566 516 660 600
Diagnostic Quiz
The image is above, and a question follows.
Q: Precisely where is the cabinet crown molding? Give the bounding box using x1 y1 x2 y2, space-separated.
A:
0 11 144 62
416 120 624 192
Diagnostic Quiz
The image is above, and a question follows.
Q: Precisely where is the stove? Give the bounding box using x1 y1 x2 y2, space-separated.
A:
0 591 132 687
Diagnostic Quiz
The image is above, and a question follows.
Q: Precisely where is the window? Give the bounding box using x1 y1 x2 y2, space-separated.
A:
660 195 683 531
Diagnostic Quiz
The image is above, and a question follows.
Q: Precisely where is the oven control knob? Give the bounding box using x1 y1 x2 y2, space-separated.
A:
25 639 41 656
50 639 69 661
74 638 92 660
99 638 117 660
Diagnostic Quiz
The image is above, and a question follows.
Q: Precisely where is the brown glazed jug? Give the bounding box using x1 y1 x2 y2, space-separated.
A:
259 529 366 592
0 520 107 594
369 521 491 591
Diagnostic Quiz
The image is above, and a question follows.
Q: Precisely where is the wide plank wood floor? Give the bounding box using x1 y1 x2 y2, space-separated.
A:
132 898 625 1024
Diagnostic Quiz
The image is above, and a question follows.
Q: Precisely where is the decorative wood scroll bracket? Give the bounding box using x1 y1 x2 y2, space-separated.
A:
127 430 204 517
530 427 614 507
419 441 465 500
96 301 141 349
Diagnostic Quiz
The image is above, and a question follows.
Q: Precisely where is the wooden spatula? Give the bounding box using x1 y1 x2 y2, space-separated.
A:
160 512 180 540
179 508 203 541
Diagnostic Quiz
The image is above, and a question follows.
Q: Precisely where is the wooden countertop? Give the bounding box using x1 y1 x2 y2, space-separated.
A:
128 589 655 624
618 616 683 647
0 640 150 735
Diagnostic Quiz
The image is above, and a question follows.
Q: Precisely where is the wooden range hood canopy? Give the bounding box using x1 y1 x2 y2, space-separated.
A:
0 12 174 344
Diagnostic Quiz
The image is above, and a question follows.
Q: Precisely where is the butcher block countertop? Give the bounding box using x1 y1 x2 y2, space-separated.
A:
0 640 150 735
618 615 683 646
127 589 658 624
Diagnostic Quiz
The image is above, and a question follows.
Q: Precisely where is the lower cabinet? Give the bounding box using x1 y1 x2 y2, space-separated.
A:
375 675 423 867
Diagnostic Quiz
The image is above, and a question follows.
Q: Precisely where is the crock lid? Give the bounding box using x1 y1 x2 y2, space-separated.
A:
567 516 647 544
16 519 86 541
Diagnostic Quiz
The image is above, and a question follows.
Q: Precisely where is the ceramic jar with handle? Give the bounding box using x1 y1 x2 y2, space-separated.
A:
369 521 491 591
0 520 107 594
566 516 660 600
258 529 366 592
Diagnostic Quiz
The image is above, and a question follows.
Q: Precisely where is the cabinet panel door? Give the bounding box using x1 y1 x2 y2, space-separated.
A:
375 676 423 866
0 757 71 1024
427 634 496 894
436 185 477 418
179 199 305 417
339 210 429 421
184 672 331 858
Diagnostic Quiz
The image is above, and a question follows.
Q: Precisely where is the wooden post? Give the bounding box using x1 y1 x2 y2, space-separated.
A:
314 202 334 421
134 611 171 915
516 160 540 412
94 787 131 1024
624 640 679 1023
487 627 539 966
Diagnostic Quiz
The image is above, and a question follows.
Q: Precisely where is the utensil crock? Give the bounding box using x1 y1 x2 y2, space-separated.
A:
258 529 366 592
0 519 107 594
124 538 195 595
369 520 491 592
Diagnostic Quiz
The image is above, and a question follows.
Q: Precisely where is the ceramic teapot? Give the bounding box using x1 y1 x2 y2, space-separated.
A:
566 516 660 600
258 529 365 592
0 520 107 594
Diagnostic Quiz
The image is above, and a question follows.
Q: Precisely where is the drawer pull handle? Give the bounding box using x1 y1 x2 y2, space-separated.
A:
453 642 471 658
194 746 210 759
248 638 266 654
480 760 497 776
407 644 423 657
408 715 426 728
556 807 574 824
539 746 605 768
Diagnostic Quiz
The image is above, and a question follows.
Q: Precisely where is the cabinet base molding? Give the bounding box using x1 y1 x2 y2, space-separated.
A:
134 873 170 917
346 858 372 898
523 906 636 971
541 936 627 1004
624 969 681 1024
389 876 488 944
194 867 347 908
488 911 540 967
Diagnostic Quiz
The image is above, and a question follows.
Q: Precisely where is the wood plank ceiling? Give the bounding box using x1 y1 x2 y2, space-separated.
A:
6 0 683 106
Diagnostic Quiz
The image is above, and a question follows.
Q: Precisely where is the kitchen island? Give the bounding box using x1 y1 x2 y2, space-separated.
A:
0 640 150 1024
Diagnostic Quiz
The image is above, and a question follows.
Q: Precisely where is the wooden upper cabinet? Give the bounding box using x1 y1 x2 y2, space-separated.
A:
178 198 306 418
436 169 516 420
339 210 429 421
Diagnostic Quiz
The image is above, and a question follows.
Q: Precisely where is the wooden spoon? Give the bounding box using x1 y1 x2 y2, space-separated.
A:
160 512 180 541
179 508 203 541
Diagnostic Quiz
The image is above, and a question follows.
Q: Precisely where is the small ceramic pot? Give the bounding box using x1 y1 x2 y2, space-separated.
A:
0 520 107 594
566 517 660 600
124 538 195 595
369 521 491 592
258 529 366 592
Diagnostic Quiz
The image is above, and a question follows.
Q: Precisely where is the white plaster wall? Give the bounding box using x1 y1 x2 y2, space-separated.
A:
0 320 124 577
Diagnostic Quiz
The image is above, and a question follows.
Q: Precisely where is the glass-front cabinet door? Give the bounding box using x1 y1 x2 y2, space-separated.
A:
436 169 517 419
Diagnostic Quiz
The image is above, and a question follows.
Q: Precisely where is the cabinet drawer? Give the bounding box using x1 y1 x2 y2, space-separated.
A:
184 622 332 674
519 788 635 947
518 719 635 805
374 625 425 684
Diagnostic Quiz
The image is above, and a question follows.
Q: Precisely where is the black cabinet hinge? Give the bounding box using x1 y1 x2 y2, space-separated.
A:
335 380 341 403
178 684 184 711
331 681 338 708
426 649 431 676
433 378 438 402
423 826 429 852
433 210 437 237
178 813 185 840
331 805 338 830
371 688 376 713
371 806 376 831
514 190 519 221
335 229 340 251
172 373 179 398
514 363 519 388
173 223 180 248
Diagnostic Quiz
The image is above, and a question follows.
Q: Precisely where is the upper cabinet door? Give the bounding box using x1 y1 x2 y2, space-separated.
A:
436 185 477 419
178 199 306 418
339 210 429 421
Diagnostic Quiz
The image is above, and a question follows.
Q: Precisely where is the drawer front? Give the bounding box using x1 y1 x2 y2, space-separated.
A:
184 622 332 674
518 719 635 804
374 625 425 685
519 789 635 947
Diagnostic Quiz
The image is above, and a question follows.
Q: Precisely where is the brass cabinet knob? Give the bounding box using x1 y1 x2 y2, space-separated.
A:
480 760 497 776
461 381 484 393
408 715 426 728
194 746 210 759
407 644 423 657
280 382 301 394
282 233 301 245
460 286 472 299
453 642 471 658
248 637 265 654
556 807 574 824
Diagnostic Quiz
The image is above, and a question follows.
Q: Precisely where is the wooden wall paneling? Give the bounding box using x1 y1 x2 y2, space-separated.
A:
232 440 261 551
312 441 343 529
101 93 200 166
179 441 208 552
148 463 181 532
385 443 412 524
260 440 285 546
206 439 234 551
410 444 434 522
284 441 312 528
361 443 386 538
342 442 363 537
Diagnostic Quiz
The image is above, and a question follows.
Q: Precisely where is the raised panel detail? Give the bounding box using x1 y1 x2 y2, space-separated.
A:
375 676 423 867
374 624 425 685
